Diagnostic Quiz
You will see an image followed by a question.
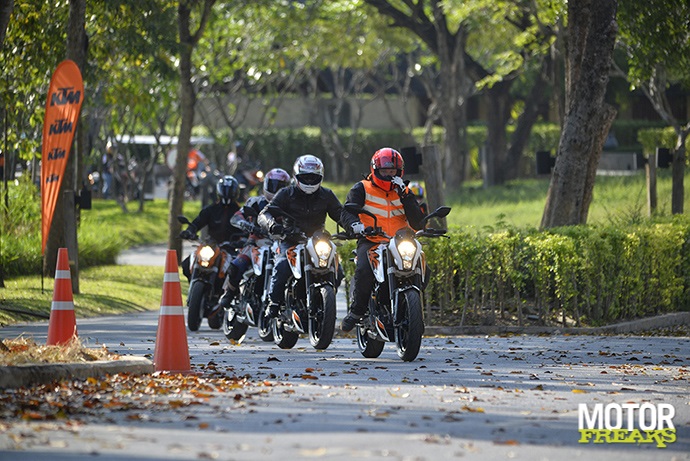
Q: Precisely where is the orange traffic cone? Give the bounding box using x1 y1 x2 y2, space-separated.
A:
47 248 78 345
153 249 191 373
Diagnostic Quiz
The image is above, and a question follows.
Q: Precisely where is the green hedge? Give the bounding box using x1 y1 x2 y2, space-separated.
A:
337 217 690 326
638 126 690 154
219 120 668 182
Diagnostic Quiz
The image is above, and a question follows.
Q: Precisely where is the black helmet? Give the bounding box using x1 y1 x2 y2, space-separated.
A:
216 175 239 205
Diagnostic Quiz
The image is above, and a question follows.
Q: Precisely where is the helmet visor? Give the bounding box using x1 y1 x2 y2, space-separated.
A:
296 173 322 186
265 178 290 193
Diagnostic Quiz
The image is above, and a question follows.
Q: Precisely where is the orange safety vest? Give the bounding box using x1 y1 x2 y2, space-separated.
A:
360 180 409 243
187 149 205 171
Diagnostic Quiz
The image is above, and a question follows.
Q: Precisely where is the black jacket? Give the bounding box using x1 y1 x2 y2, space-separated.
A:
258 185 342 238
187 201 244 244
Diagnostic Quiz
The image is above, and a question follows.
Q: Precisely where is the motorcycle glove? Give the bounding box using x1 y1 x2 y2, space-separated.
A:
238 220 255 234
391 176 408 198
351 222 365 235
180 228 196 240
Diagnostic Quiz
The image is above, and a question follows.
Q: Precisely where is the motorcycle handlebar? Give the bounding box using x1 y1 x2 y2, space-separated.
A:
416 228 449 238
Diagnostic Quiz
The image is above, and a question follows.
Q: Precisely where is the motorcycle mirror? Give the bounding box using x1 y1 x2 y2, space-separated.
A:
243 207 259 218
267 205 297 223
177 215 191 225
421 206 451 226
432 206 451 218
266 205 284 216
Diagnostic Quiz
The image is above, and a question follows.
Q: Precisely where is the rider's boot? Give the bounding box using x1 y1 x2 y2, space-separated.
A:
341 305 366 333
264 301 280 319
209 285 237 319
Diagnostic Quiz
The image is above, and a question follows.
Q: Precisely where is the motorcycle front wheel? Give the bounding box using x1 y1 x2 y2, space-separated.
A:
222 308 248 342
272 318 299 349
356 324 385 358
187 281 206 332
308 285 336 350
257 305 274 342
395 290 424 362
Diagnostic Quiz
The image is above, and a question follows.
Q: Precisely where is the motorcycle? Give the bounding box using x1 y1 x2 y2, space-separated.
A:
339 204 451 362
235 162 264 200
265 206 339 350
222 229 276 343
177 215 241 332
185 163 223 207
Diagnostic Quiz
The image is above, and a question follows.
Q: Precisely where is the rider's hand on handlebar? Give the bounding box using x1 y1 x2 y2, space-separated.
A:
180 229 196 240
351 222 365 235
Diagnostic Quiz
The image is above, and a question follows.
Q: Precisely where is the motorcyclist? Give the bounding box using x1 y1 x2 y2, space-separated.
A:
408 181 429 215
339 147 425 332
179 175 245 284
215 168 291 309
258 155 343 319
186 148 210 195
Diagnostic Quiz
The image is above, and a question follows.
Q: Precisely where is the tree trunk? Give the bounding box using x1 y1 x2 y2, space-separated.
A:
44 0 86 292
671 131 687 214
0 0 12 49
503 56 554 181
169 4 194 262
169 0 216 263
437 43 469 189
484 81 512 187
541 0 618 228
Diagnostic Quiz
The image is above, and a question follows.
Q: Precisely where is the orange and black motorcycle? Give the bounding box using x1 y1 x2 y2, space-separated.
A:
178 216 242 332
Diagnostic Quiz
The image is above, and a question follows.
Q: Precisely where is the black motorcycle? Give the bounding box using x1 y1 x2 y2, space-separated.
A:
265 207 339 350
178 216 241 332
222 231 276 343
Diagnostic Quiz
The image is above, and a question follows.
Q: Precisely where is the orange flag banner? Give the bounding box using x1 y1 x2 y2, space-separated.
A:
41 60 84 254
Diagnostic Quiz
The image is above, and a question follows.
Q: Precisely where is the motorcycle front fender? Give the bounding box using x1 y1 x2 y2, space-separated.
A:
392 285 421 323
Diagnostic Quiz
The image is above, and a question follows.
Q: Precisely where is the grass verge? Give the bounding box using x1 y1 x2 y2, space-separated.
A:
0 265 187 328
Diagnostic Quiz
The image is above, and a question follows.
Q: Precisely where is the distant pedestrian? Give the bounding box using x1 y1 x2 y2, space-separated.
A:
101 142 115 199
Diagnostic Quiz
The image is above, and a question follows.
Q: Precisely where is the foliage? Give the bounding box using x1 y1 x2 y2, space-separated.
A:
617 0 690 87
0 178 200 277
0 0 68 162
368 216 690 327
0 337 116 366
0 264 171 327
638 127 690 155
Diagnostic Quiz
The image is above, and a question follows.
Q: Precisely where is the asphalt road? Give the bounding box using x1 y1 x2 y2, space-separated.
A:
0 245 687 460
1 308 688 460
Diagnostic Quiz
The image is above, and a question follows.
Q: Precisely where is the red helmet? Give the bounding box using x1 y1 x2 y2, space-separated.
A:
370 147 404 191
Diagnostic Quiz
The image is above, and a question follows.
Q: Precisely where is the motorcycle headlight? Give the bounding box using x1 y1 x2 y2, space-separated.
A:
314 240 332 267
199 245 215 267
397 240 417 270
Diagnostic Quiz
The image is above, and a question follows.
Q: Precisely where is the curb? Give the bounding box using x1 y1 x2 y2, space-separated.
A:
0 357 154 390
424 312 690 336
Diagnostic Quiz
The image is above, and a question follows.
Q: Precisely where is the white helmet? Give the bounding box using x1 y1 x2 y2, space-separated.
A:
293 155 324 194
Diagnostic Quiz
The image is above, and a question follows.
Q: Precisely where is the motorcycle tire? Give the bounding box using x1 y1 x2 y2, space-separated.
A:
207 312 223 330
308 285 336 350
356 325 385 358
187 281 206 332
257 306 274 342
395 290 424 362
272 318 299 349
222 309 248 342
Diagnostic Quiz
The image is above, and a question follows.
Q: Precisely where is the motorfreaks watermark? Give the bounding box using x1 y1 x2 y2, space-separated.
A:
578 403 676 448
